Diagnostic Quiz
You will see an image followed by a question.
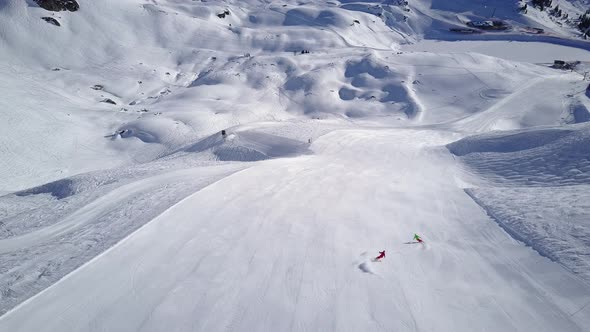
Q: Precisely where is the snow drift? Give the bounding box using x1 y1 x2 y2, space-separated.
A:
449 123 590 282
448 124 590 186
183 130 311 162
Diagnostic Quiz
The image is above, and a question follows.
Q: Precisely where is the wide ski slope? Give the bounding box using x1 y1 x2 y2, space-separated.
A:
1 0 590 331
2 128 589 332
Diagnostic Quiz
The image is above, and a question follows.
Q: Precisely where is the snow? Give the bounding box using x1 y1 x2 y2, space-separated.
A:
0 161 247 315
183 129 312 161
1 0 590 330
402 40 590 63
448 123 590 283
2 129 590 331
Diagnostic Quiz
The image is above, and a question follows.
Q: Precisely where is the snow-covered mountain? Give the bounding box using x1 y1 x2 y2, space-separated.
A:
1 0 589 331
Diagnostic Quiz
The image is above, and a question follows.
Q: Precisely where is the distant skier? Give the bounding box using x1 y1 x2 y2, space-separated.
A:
413 234 423 243
374 250 386 261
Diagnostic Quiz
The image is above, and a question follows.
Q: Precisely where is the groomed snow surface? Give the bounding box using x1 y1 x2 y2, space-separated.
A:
3 129 590 332
1 0 590 331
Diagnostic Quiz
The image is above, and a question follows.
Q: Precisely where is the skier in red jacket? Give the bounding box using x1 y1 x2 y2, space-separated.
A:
374 250 385 261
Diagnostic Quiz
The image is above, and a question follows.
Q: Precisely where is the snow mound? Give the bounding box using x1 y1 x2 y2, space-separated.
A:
448 124 590 186
341 57 419 118
448 128 573 156
466 186 590 283
183 130 311 162
279 53 421 121
450 123 590 283
15 178 84 200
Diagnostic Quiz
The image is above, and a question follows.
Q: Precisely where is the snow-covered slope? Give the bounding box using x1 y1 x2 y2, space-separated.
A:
2 129 590 332
449 123 590 282
0 0 407 191
1 0 590 330
3 0 590 190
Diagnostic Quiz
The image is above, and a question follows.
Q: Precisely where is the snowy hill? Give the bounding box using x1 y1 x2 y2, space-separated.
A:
1 0 590 331
2 0 590 190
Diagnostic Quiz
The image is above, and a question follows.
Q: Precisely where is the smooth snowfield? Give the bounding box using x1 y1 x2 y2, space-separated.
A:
402 40 590 63
1 129 589 332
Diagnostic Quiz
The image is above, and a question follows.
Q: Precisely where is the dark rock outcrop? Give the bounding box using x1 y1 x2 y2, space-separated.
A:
35 0 79 12
41 17 61 26
217 10 230 18
101 98 117 105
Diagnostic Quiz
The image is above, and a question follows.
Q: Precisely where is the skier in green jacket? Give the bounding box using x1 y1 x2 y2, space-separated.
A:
414 234 423 243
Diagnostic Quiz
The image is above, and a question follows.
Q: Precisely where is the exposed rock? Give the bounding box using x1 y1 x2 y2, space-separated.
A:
217 10 230 18
41 17 60 26
101 98 116 105
35 0 79 12
91 84 104 91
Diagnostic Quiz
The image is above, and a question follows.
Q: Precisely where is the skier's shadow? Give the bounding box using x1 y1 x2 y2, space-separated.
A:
356 252 377 274
403 241 420 244
358 262 374 274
